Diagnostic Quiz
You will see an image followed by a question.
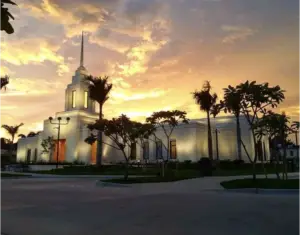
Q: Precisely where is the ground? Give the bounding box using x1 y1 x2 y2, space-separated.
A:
1 174 299 235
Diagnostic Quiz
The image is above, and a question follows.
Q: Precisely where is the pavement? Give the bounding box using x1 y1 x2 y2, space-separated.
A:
1 173 299 235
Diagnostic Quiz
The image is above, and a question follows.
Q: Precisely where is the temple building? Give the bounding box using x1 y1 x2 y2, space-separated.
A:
16 33 270 164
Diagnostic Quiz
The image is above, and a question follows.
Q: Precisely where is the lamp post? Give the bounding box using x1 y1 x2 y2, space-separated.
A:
49 116 70 168
215 128 220 161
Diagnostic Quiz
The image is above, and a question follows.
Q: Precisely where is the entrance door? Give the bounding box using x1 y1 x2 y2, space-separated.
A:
91 141 97 164
53 139 66 162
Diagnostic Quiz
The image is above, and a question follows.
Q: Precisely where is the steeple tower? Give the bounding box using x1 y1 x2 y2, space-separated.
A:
64 31 95 113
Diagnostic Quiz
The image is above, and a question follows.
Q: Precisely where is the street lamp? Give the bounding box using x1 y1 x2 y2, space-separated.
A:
49 116 70 168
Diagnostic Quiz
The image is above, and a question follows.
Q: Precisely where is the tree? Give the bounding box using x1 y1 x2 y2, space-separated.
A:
1 0 17 34
135 123 156 162
27 131 37 137
18 134 26 139
1 75 9 90
237 81 285 181
41 136 56 161
1 123 24 161
146 110 189 161
291 121 299 145
193 81 217 160
86 115 144 180
255 111 292 179
84 75 113 167
223 85 243 160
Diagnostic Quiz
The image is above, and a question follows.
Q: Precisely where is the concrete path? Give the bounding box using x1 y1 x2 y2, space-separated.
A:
1 172 299 235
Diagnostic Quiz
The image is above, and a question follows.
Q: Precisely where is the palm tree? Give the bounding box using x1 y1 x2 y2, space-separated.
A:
291 121 299 145
84 75 113 166
223 85 243 160
2 123 24 160
1 0 17 34
193 81 217 160
1 75 9 90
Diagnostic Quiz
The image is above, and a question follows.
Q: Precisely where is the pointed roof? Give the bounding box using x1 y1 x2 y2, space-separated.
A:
77 31 86 72
80 31 84 67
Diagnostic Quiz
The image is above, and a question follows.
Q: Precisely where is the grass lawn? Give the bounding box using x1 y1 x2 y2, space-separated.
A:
103 174 200 184
220 178 299 189
1 173 32 178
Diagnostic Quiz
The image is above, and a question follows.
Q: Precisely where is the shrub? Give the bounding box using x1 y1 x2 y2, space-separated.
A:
199 157 213 176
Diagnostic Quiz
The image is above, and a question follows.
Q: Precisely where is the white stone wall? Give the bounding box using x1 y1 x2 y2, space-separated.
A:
16 135 40 162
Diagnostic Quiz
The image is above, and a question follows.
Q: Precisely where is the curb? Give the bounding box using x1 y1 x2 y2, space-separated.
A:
95 180 131 188
224 188 299 195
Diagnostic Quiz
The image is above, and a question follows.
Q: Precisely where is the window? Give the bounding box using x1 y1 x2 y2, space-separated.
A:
290 151 294 157
26 149 31 163
34 148 38 162
130 143 137 160
84 91 88 108
143 141 149 160
170 139 177 159
156 141 162 159
72 90 76 108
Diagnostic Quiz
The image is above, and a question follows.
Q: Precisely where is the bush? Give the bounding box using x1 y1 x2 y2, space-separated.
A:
199 157 213 176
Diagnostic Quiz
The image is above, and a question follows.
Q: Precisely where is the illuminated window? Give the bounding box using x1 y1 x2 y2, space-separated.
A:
170 139 177 159
84 91 88 108
72 91 76 108
143 141 149 160
156 141 162 159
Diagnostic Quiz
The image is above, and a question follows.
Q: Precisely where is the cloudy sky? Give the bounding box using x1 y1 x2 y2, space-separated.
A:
1 0 299 140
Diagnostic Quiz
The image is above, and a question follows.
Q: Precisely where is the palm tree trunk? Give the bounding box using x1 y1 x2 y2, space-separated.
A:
251 130 257 183
96 104 103 167
9 136 14 163
236 115 242 160
207 111 213 160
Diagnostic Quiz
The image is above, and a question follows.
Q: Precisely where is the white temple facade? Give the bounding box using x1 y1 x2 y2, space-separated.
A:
16 33 270 164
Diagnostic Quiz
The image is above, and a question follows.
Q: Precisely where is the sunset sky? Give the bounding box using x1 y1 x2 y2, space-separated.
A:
0 0 299 140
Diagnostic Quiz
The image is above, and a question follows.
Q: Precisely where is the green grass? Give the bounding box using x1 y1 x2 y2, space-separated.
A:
1 173 31 178
220 178 299 189
103 175 200 184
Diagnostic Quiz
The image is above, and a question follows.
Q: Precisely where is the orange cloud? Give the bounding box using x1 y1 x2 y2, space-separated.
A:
1 38 69 76
221 25 257 44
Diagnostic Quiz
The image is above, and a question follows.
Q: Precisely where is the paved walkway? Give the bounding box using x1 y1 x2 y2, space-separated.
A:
1 173 299 235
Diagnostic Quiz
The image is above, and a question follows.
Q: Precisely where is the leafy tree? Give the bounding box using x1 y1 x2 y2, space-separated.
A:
1 123 24 161
1 0 17 34
27 131 37 137
291 121 299 145
222 85 243 160
86 115 144 180
84 75 113 167
146 110 189 161
1 75 9 90
254 111 292 179
135 123 156 161
193 81 217 160
41 136 56 161
18 134 26 139
237 81 285 180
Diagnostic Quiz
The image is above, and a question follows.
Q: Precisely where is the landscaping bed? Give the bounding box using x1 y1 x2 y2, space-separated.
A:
102 174 200 184
1 173 32 178
220 178 299 189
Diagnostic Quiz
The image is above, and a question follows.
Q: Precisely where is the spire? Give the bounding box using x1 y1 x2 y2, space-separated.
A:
80 31 84 67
